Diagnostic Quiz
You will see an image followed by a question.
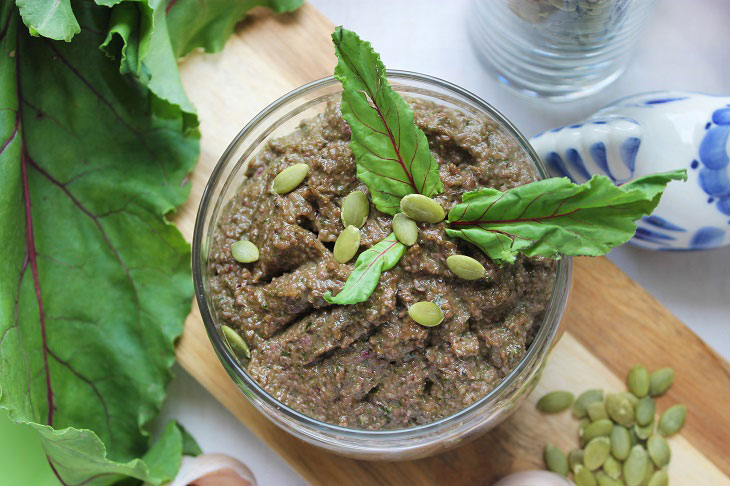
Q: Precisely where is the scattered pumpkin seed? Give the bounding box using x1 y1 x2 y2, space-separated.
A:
587 401 608 421
583 419 614 444
392 213 418 246
579 418 591 439
272 163 309 194
222 325 250 359
649 368 674 397
628 427 640 446
623 445 649 486
231 240 259 263
646 468 668 486
575 464 597 486
584 436 611 470
446 254 486 280
341 190 369 228
544 443 570 476
646 435 670 468
399 194 445 223
627 365 650 398
333 225 361 263
641 457 655 486
536 390 574 414
569 448 584 473
408 301 444 327
621 391 640 409
635 396 656 426
602 455 621 480
573 389 604 418
634 421 654 440
610 425 631 460
606 393 635 426
596 471 624 486
658 404 686 436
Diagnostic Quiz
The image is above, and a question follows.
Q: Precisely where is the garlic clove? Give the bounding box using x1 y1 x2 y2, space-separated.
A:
493 470 574 486
171 453 257 486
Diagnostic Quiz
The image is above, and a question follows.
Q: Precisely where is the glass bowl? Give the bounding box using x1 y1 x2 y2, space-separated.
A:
192 71 572 460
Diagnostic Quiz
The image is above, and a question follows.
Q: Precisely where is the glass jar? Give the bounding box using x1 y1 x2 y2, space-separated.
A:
192 71 572 460
470 0 656 101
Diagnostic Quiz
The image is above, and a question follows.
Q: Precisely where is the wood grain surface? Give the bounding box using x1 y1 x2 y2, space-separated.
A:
174 4 730 484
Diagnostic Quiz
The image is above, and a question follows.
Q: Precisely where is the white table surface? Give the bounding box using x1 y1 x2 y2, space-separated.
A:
160 1 730 484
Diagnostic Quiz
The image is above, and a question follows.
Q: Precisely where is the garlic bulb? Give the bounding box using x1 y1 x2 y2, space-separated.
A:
171 453 257 486
493 470 574 486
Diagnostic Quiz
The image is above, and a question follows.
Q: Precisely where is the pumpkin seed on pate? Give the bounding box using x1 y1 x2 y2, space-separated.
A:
400 194 445 223
446 254 486 280
333 225 361 263
272 163 309 194
392 212 418 246
231 240 259 263
341 190 370 228
408 301 444 327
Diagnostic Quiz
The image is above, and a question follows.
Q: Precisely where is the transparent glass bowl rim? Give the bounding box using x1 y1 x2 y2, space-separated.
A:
192 70 572 440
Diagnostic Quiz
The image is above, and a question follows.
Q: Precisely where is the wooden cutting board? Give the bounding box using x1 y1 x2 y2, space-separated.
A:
173 5 730 484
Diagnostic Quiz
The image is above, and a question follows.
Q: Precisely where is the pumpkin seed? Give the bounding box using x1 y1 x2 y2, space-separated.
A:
635 396 656 426
610 425 631 460
584 436 611 470
536 390 574 414
634 421 654 440
231 240 259 263
272 163 309 194
341 190 369 228
392 213 418 246
333 225 360 263
579 418 591 440
606 393 635 426
628 427 640 446
649 368 674 397
658 404 686 436
623 445 649 486
621 392 639 409
400 194 444 223
602 455 622 480
588 401 608 421
446 254 486 280
575 465 598 486
408 301 444 327
646 468 668 486
596 471 624 486
574 389 604 418
544 443 569 476
646 435 670 468
583 419 613 444
641 458 655 486
627 365 650 398
569 448 584 473
222 325 250 359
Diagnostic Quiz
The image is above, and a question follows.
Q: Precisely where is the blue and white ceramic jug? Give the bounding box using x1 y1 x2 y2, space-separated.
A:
530 92 730 250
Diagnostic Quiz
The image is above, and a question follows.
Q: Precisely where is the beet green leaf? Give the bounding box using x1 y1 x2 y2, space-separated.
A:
1 2 197 483
324 233 405 305
166 0 305 57
446 171 687 264
332 27 442 215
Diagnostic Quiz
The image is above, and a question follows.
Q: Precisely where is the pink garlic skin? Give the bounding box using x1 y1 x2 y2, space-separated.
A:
171 453 257 486
493 470 574 486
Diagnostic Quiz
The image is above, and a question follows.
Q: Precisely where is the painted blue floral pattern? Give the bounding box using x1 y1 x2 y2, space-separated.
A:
698 107 730 217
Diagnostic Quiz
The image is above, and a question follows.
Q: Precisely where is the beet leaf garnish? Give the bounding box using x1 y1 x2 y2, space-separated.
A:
332 26 442 215
445 170 687 264
325 233 405 305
